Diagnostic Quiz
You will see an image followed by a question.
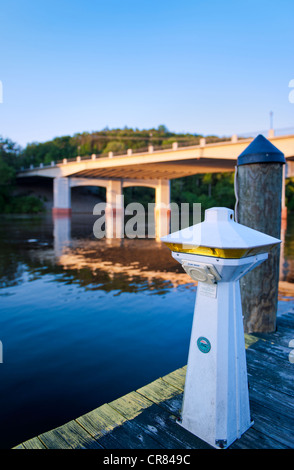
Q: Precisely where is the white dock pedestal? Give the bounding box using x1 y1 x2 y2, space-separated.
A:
162 207 281 449
173 253 267 448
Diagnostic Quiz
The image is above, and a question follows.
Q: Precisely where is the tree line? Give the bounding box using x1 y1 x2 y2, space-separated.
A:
18 125 228 169
1 127 293 214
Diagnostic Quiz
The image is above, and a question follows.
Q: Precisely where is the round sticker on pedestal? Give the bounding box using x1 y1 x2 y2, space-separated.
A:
197 337 211 353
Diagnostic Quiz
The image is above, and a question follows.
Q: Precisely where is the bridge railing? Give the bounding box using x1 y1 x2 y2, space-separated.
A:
19 127 294 170
237 127 294 139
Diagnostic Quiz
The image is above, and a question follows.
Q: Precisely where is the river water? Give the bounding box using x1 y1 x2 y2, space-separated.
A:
0 213 293 449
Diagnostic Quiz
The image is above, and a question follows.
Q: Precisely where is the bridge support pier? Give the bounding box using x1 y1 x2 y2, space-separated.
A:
155 180 170 240
53 215 71 257
106 180 124 238
52 176 171 240
106 180 123 213
52 177 71 216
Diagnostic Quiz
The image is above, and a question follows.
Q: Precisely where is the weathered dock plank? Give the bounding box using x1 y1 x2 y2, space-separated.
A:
76 403 127 441
160 366 187 391
248 378 294 418
13 443 26 450
230 427 290 449
98 417 165 449
136 377 183 404
38 419 103 449
246 350 293 396
136 378 185 418
107 391 153 420
117 402 212 449
249 401 294 448
22 437 47 450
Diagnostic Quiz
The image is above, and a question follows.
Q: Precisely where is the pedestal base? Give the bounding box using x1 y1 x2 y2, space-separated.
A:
180 280 252 449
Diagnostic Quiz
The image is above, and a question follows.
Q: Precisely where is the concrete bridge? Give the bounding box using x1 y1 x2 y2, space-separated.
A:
17 131 294 238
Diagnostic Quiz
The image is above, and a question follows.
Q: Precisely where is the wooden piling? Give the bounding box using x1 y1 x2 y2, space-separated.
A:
235 135 286 333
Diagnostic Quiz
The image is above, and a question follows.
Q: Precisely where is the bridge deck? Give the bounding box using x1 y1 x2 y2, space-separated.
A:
17 133 294 180
14 302 294 450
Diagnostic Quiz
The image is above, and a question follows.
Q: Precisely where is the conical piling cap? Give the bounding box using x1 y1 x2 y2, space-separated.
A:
161 207 281 259
237 134 285 166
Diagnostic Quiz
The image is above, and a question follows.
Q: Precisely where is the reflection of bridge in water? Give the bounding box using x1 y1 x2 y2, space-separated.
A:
51 214 294 296
52 214 192 290
18 132 294 239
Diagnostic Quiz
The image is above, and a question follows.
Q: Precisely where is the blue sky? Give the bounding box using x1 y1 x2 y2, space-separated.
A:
0 0 293 147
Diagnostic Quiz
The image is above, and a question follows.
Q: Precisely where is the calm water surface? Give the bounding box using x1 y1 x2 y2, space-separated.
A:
0 213 293 449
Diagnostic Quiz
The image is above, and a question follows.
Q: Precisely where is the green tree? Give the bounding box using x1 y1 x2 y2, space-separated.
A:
0 136 45 213
103 141 127 155
286 178 294 212
0 156 16 212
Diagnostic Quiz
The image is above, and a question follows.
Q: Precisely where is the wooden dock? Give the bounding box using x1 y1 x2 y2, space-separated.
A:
13 304 294 450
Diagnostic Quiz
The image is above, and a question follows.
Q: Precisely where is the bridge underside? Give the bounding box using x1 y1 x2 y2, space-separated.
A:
70 158 235 180
16 134 293 238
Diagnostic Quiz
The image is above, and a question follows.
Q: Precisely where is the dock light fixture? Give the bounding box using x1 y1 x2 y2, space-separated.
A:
161 207 281 449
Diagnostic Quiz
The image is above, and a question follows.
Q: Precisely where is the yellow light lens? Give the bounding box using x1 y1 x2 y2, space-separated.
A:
163 242 275 259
